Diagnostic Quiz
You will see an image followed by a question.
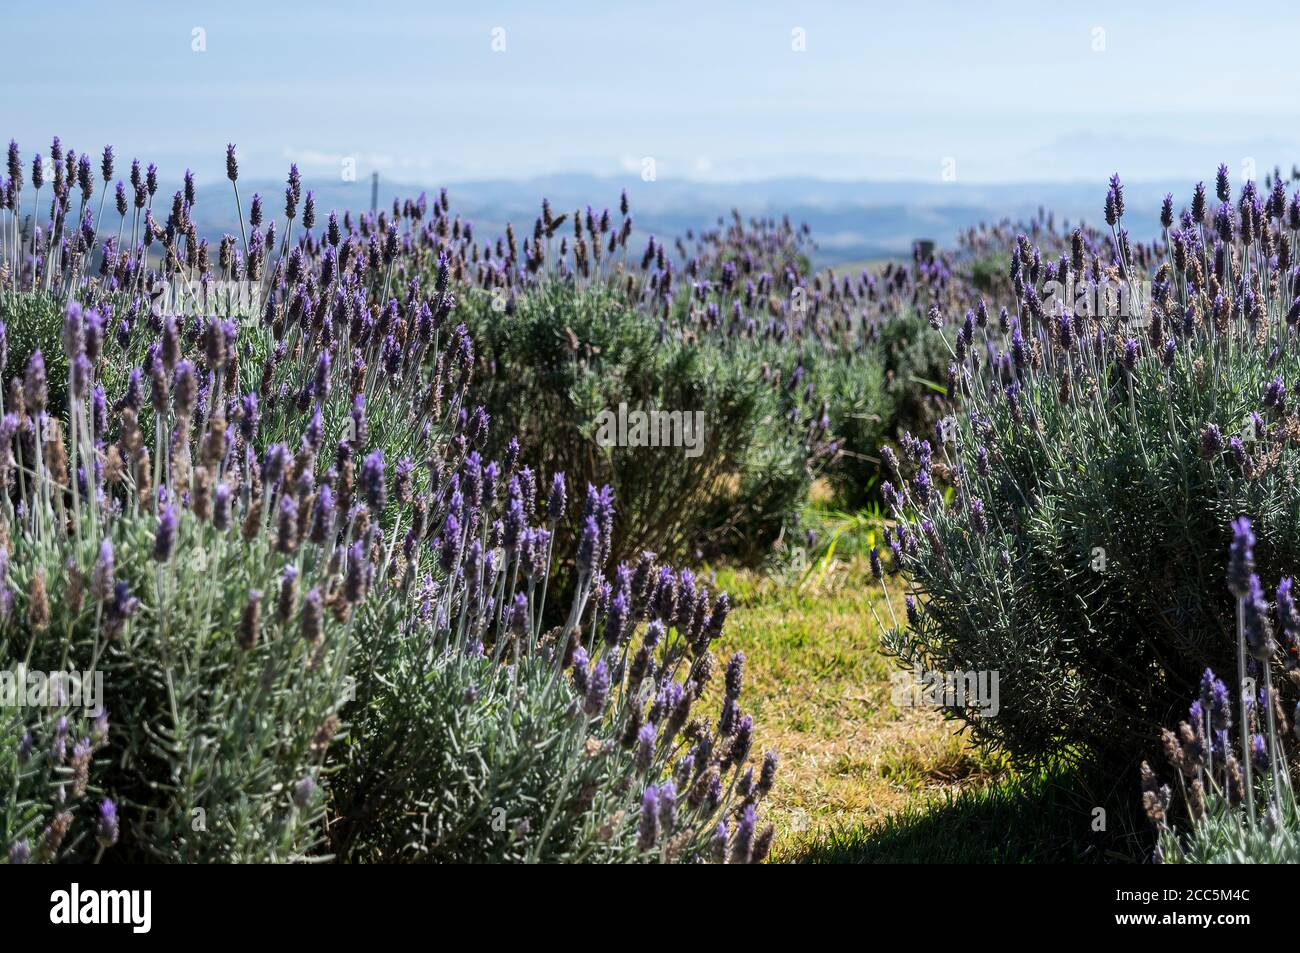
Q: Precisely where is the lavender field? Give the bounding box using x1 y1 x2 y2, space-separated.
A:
1 6 1298 908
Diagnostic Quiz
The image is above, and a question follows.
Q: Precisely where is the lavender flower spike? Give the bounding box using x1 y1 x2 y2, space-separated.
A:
96 798 119 849
153 505 178 563
1227 516 1255 598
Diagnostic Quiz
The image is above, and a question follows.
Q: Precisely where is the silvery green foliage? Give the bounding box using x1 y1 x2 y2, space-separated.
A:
1158 790 1300 864
330 542 773 863
0 141 774 863
1146 519 1300 863
0 285 468 861
878 168 1300 769
450 198 953 563
1 705 109 864
457 280 824 568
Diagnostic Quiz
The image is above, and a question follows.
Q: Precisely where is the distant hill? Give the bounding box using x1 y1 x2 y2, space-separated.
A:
179 173 1191 269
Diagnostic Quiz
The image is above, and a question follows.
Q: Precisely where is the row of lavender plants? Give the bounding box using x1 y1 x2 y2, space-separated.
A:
0 138 774 863
299 188 954 566
872 163 1300 857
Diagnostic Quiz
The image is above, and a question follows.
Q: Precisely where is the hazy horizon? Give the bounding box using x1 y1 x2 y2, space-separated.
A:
7 0 1294 268
6 1 1300 190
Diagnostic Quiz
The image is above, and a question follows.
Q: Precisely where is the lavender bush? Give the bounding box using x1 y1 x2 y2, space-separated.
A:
1 704 111 864
1144 518 1300 863
0 138 773 863
878 165 1300 769
326 191 950 562
456 279 824 568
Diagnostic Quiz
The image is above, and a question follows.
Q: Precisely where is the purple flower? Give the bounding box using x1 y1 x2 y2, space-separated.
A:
711 820 728 863
344 541 368 603
305 407 324 453
1229 436 1248 471
575 515 599 576
584 660 609 717
1264 376 1286 408
1122 337 1139 372
643 619 665 650
657 780 678 832
153 505 178 562
706 592 731 639
604 589 630 647
314 351 331 399
570 646 590 695
62 301 84 358
361 450 386 512
106 581 140 634
276 496 298 554
173 360 197 417
1243 574 1274 661
508 591 529 637
638 786 660 851
1202 669 1231 738
310 485 335 545
350 394 368 446
758 749 779 796
72 354 92 400
213 483 233 532
23 351 46 412
91 538 114 602
1200 423 1224 458
96 798 119 849
651 566 677 624
547 472 567 522
262 443 289 489
503 492 524 551
301 587 324 644
635 722 656 774
914 465 933 506
880 445 900 479
731 714 754 766
1277 578 1299 635
725 652 744 700
1227 516 1255 598
1251 734 1269 773
730 804 756 863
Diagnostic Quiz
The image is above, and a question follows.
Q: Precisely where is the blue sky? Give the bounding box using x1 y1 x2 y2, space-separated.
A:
4 1 1299 187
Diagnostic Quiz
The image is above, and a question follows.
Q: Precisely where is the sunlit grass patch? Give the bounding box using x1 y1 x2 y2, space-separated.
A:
707 553 1007 857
